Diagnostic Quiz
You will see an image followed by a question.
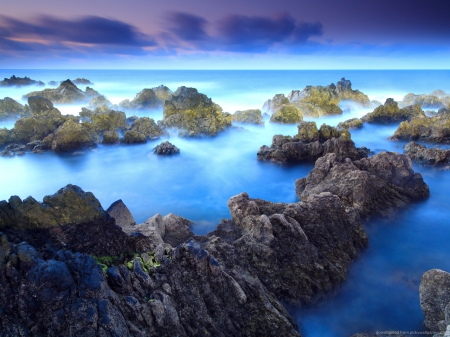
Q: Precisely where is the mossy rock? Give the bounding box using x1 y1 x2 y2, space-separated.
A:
51 120 98 152
270 104 303 124
119 89 159 110
401 93 445 109
91 109 127 132
319 124 340 142
295 121 319 142
291 102 321 118
129 117 163 139
390 114 450 143
11 114 74 143
298 85 343 115
337 118 363 131
363 99 425 123
102 130 119 144
152 85 173 103
121 130 147 144
89 95 111 108
262 94 290 113
163 86 230 137
80 107 94 118
232 109 263 124
24 80 94 104
0 97 30 120
0 128 10 146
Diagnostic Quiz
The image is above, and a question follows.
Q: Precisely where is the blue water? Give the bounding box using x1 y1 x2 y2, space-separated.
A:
1 69 450 336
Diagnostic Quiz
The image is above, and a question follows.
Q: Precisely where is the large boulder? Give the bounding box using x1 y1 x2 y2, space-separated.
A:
51 120 97 152
153 141 180 155
119 89 159 110
362 98 425 123
270 104 303 124
389 112 450 143
231 109 264 124
120 130 147 144
258 122 368 163
27 96 61 116
0 97 31 120
404 141 450 166
101 130 119 144
107 199 136 228
420 269 450 333
23 80 99 104
129 117 163 139
295 152 430 219
163 86 231 137
91 108 127 132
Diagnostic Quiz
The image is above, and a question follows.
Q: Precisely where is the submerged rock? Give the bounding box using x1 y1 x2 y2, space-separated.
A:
404 141 450 166
362 98 425 123
162 86 231 137
295 152 430 219
258 121 368 163
0 75 44 87
153 141 180 155
420 269 450 333
231 109 264 124
0 97 31 121
23 79 99 104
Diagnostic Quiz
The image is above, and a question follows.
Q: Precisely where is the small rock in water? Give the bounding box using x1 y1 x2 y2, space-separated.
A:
153 141 180 155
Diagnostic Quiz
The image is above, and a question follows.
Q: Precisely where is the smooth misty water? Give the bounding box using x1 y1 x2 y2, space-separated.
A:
1 69 450 336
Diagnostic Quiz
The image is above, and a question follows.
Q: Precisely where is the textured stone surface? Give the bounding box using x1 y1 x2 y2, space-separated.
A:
107 199 136 228
362 98 425 123
404 141 450 165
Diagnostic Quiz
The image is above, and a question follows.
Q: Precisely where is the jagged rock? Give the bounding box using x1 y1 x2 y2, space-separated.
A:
295 152 430 219
337 118 363 131
258 122 368 163
119 89 160 110
102 130 119 144
0 75 44 87
231 109 264 124
153 141 180 155
262 94 290 114
152 85 173 103
389 112 450 144
129 117 163 140
420 269 450 333
89 95 112 108
91 108 127 132
107 199 136 228
23 80 99 104
362 98 425 123
404 141 450 166
0 97 31 121
270 104 303 124
72 78 93 85
27 96 60 116
400 93 446 109
163 86 231 137
121 213 194 247
0 128 10 146
51 120 97 152
0 184 107 229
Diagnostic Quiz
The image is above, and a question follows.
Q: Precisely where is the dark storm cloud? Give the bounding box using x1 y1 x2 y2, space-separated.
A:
0 15 156 51
166 12 208 41
163 12 323 52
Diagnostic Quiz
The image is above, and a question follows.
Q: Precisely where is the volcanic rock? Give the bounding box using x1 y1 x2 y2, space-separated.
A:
0 75 44 87
153 141 180 155
404 141 450 165
107 199 136 228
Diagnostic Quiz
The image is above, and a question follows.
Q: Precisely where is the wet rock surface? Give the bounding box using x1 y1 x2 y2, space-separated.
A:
257 121 369 163
153 141 180 155
404 141 450 166
295 152 430 219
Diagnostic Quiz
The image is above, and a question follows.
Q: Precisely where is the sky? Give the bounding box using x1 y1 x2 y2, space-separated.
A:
0 0 449 69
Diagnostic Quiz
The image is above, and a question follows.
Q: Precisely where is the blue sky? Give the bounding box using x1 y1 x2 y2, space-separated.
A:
1 0 449 69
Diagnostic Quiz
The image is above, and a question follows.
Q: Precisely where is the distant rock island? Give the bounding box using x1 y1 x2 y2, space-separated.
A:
0 75 44 87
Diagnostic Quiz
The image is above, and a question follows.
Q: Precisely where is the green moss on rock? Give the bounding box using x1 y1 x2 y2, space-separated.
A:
0 97 30 120
337 118 363 131
129 117 163 139
232 109 263 124
51 120 98 152
121 130 147 144
363 99 425 123
270 104 303 124
295 121 319 142
102 130 119 144
91 109 127 132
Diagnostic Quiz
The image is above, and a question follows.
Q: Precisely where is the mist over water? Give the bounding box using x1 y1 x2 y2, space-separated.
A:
1 69 450 336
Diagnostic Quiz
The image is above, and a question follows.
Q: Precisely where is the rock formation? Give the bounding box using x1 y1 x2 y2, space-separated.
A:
362 98 425 123
404 141 450 166
400 92 449 109
257 121 369 163
231 109 264 124
0 97 31 121
23 79 100 104
295 152 430 219
0 75 44 87
337 118 363 131
153 141 180 155
270 104 303 124
107 199 136 228
162 86 231 137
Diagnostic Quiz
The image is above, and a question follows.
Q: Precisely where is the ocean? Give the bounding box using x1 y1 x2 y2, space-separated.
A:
1 69 450 336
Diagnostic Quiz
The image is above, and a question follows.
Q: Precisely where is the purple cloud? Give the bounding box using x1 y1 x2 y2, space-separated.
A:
165 12 209 41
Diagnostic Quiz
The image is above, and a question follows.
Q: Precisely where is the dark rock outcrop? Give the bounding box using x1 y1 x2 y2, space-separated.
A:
257 121 369 163
0 97 31 121
404 141 450 166
23 80 99 104
153 141 180 155
295 152 430 219
362 98 425 123
102 130 119 144
420 269 450 333
231 109 264 124
0 75 44 87
162 86 231 137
